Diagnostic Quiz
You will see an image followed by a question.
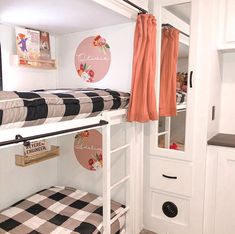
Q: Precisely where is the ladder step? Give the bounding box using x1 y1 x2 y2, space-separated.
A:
110 175 130 191
111 206 130 224
158 131 168 136
110 144 130 154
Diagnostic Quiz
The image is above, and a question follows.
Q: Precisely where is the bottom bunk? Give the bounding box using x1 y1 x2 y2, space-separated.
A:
0 186 126 234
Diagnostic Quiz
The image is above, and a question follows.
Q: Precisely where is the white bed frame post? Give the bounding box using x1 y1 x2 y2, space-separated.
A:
102 121 111 234
125 122 135 234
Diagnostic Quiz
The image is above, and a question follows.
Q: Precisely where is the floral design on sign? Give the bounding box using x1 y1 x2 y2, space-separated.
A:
74 130 102 171
75 35 111 83
93 35 110 54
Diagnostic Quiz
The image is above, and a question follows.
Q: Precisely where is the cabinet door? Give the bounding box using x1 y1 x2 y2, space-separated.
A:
219 0 235 46
214 150 235 234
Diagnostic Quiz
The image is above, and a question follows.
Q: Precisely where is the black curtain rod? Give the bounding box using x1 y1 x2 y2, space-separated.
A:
0 120 109 147
122 0 148 14
162 23 190 38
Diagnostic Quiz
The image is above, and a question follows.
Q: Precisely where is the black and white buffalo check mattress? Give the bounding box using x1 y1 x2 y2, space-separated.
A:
176 90 187 106
0 186 126 234
0 88 130 129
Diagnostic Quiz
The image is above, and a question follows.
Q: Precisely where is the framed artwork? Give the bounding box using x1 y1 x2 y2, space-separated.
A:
74 35 111 83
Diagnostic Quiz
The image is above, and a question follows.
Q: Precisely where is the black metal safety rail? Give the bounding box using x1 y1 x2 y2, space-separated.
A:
0 120 109 147
122 0 148 14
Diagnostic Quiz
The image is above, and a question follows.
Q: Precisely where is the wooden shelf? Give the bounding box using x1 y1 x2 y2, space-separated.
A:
11 55 56 70
15 145 59 167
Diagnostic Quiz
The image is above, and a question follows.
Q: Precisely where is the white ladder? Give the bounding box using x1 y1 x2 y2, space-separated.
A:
102 120 133 234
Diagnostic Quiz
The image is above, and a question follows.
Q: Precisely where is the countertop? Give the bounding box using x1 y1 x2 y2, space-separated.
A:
208 133 235 148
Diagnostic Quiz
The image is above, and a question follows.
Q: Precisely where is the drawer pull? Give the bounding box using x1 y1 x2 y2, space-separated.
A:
190 71 193 88
162 174 177 179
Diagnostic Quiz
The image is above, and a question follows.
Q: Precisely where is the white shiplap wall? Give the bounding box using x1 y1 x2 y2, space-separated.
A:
0 24 58 91
0 24 59 210
57 22 135 92
219 52 235 134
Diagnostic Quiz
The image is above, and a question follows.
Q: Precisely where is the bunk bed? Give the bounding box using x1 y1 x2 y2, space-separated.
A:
0 87 133 234
0 0 147 233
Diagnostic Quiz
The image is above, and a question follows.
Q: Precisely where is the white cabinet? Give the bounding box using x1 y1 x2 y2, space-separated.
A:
218 0 235 49
93 0 148 19
144 0 202 233
150 158 192 197
144 157 193 234
204 146 235 234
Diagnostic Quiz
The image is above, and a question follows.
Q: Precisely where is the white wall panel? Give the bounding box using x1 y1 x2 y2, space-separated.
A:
57 23 135 92
0 24 58 91
0 138 58 210
219 53 235 134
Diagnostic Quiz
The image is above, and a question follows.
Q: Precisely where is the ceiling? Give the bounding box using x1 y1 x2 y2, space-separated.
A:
166 2 191 24
0 0 132 35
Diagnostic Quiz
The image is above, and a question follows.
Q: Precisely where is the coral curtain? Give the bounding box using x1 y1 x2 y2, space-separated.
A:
159 28 179 116
127 14 158 122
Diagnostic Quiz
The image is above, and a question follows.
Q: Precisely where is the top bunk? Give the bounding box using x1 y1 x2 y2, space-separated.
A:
0 88 130 145
0 88 129 129
0 0 148 144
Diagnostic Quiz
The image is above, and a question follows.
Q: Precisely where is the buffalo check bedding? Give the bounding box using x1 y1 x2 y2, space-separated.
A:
0 186 126 234
176 90 187 106
0 88 130 129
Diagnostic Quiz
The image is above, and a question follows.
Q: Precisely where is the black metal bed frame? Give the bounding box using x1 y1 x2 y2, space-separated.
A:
0 120 109 147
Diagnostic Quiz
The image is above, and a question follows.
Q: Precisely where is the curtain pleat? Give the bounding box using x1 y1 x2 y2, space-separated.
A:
127 14 158 122
159 28 179 116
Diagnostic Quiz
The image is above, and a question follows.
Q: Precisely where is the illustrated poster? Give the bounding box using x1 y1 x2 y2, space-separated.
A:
39 31 51 60
15 27 40 60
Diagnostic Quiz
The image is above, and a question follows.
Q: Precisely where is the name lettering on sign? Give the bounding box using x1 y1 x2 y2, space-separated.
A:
77 53 110 62
24 140 49 156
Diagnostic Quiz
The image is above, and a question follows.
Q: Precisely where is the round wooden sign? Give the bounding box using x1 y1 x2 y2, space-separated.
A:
74 35 111 83
74 130 102 171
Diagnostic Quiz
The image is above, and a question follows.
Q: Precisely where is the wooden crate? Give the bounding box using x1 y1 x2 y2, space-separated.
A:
15 145 59 167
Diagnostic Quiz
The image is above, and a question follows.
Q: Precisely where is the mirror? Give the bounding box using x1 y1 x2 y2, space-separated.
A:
157 2 191 152
0 44 2 91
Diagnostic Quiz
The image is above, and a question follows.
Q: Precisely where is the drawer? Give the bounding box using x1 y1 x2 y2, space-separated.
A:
150 158 192 197
151 191 190 226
